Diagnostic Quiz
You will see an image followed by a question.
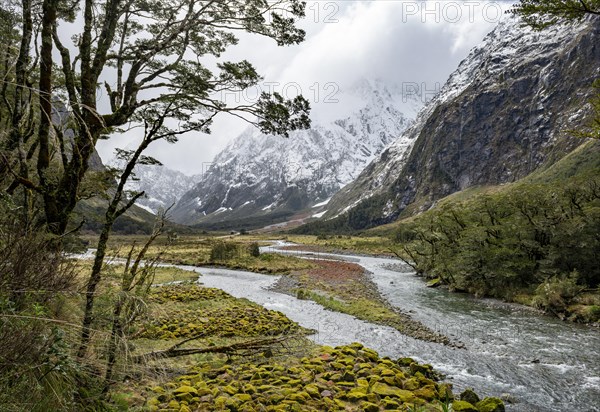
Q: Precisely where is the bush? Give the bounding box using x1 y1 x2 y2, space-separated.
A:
0 196 83 410
210 241 239 261
532 273 584 316
247 242 260 257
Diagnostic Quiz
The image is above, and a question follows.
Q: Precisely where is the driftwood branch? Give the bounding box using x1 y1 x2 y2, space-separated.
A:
133 335 297 363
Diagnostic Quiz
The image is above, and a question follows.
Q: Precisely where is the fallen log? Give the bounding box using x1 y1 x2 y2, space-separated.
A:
132 334 297 363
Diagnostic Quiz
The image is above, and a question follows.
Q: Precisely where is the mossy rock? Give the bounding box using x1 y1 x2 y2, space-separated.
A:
371 382 415 402
414 385 437 401
476 397 505 412
452 400 478 412
144 343 484 412
173 385 197 394
382 398 400 409
346 389 370 402
460 388 480 405
426 278 442 288
397 357 415 367
409 362 433 377
234 393 253 402
147 398 160 406
360 401 380 412
304 384 320 398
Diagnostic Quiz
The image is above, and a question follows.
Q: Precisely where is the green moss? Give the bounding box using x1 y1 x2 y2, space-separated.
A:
476 397 505 412
144 343 468 411
452 400 478 412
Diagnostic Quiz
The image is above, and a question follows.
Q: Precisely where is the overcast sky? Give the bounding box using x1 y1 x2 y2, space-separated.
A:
96 1 511 176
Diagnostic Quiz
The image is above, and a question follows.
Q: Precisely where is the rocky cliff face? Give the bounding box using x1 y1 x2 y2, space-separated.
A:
170 79 423 229
317 17 600 230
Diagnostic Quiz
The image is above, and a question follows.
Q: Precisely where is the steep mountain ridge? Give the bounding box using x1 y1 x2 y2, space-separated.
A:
123 165 199 214
170 79 423 229
306 17 600 231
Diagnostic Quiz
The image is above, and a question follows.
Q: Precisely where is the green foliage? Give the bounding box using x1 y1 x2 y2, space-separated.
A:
532 273 584 315
209 241 240 261
510 0 600 29
394 171 600 309
247 242 260 257
0 197 103 411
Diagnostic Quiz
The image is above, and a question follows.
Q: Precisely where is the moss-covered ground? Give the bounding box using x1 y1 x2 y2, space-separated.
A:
111 274 500 412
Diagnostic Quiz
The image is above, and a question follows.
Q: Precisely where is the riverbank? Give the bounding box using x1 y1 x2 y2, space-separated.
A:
76 240 600 411
277 239 600 327
107 271 502 411
269 258 457 347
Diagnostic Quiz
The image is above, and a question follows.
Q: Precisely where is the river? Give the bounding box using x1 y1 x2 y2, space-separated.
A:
167 243 600 412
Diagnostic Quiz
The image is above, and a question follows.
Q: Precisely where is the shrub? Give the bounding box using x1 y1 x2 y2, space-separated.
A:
532 272 584 316
210 241 239 261
248 242 260 257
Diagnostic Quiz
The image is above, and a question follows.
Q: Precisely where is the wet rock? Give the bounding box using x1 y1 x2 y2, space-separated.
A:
409 362 433 377
460 388 480 405
500 393 517 404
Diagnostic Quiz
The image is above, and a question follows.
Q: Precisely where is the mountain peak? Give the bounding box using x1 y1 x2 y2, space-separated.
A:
170 79 425 229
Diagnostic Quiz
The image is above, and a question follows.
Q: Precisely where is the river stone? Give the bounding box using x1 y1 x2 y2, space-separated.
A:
362 348 379 361
452 400 478 412
409 362 432 377
403 377 420 391
173 385 198 396
382 376 396 385
341 371 356 382
234 393 253 402
382 398 401 409
346 389 369 401
414 385 437 401
221 385 238 395
304 384 320 398
397 357 415 367
438 383 454 400
476 397 505 412
371 382 416 402
460 388 480 405
360 401 380 412
380 368 395 377
321 390 334 398
357 378 369 387
427 277 442 288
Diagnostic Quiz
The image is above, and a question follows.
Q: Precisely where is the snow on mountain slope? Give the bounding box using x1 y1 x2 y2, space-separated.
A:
320 16 599 227
170 79 424 228
122 165 198 214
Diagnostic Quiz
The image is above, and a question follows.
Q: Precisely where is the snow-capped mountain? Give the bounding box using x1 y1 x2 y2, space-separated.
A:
316 16 600 229
170 79 424 228
122 165 198 214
